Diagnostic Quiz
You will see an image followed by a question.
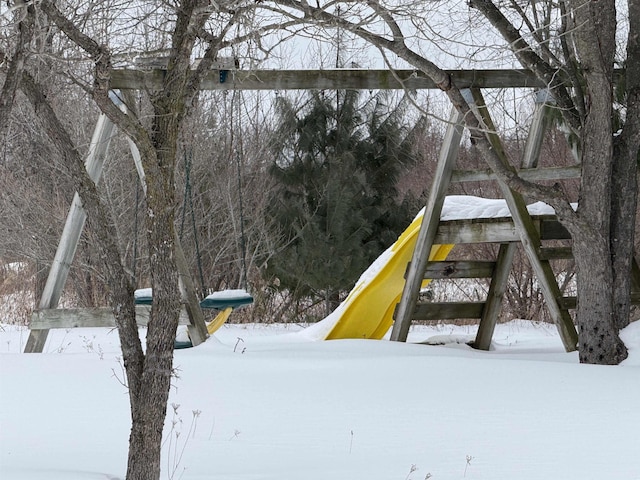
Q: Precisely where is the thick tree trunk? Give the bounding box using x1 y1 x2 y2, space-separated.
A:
611 140 638 331
611 0 640 331
125 84 184 479
20 2 218 479
568 0 629 363
572 232 628 364
125 183 181 480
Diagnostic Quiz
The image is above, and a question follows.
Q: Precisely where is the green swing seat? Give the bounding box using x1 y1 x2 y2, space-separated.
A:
134 288 253 349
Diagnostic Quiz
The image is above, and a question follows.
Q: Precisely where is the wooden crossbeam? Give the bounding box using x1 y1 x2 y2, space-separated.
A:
110 68 624 91
538 247 574 260
433 216 568 244
110 68 549 91
451 165 581 183
560 293 640 310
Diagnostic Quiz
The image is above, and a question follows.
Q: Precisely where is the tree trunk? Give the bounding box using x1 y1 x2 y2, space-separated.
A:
124 73 185 478
610 139 638 332
568 0 628 363
572 231 628 364
611 0 640 331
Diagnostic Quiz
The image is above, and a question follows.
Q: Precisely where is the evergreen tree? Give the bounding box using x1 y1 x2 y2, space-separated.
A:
266 90 417 315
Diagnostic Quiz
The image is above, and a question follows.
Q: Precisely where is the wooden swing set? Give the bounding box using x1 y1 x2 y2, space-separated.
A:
23 65 639 353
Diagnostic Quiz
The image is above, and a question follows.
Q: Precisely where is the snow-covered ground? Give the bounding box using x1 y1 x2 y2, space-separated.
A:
1 319 639 480
2 195 635 479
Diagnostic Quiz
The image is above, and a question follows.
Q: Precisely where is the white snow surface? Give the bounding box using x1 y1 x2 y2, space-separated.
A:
133 288 152 299
1 321 640 480
440 195 563 220
203 289 252 300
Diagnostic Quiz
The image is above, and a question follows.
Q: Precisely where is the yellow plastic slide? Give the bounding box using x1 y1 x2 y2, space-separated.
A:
207 307 233 335
324 212 453 340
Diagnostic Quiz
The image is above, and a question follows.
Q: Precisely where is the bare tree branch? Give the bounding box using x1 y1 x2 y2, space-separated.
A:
270 0 578 218
468 0 581 134
0 1 34 138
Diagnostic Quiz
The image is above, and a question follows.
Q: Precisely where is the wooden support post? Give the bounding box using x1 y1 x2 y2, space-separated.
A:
521 90 555 169
468 89 578 351
125 131 208 346
174 230 209 345
475 90 554 350
25 114 117 353
474 243 517 350
390 106 465 342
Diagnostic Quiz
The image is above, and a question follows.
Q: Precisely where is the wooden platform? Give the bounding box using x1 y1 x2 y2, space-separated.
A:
405 214 570 327
434 214 570 244
404 213 640 347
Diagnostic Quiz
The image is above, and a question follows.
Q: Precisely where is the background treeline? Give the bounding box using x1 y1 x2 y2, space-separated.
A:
1 82 580 325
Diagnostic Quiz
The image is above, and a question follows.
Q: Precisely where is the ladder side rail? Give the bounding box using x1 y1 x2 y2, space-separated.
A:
473 243 517 350
390 106 465 342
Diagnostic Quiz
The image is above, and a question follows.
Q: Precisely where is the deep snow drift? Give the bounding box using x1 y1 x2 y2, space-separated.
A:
1 320 639 480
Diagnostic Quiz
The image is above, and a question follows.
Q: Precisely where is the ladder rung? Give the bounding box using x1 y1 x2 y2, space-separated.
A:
423 260 496 279
410 301 485 321
558 297 577 309
539 219 571 240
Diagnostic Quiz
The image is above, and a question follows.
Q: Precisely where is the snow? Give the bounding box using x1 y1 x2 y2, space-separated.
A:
136 289 253 301
440 195 576 221
203 289 252 301
1 320 640 480
133 288 152 300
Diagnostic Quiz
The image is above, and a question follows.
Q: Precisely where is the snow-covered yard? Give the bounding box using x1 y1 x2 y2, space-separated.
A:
1 319 639 480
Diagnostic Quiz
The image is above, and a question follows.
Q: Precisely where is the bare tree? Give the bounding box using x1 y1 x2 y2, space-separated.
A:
2 1 296 479
264 0 639 364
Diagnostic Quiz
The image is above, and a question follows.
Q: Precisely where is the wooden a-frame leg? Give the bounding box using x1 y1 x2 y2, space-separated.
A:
25 114 117 353
26 105 208 351
474 91 559 350
474 243 517 350
125 125 208 345
468 89 578 352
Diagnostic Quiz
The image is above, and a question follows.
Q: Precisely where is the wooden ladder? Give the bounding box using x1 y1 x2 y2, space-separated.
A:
391 88 580 352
